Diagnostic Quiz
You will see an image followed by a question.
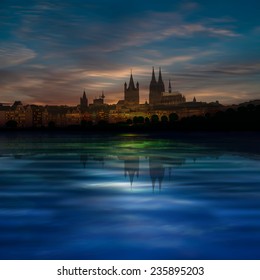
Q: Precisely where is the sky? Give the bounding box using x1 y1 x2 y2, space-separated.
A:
0 0 259 105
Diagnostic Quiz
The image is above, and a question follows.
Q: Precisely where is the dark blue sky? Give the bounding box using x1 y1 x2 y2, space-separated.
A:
0 0 259 105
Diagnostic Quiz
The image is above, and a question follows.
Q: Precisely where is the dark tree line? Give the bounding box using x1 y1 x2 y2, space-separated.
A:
127 105 260 131
3 105 260 131
176 105 260 131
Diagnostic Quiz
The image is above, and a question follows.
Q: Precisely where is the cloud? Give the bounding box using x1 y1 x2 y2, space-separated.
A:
10 3 240 56
98 16 240 52
137 49 219 67
136 56 193 69
179 1 200 11
160 23 240 39
0 43 36 68
184 61 260 76
116 11 240 47
168 60 260 104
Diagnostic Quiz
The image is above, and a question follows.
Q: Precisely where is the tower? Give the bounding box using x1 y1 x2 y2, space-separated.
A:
168 80 172 93
80 90 88 112
149 67 158 105
124 72 139 105
149 67 165 105
157 67 165 93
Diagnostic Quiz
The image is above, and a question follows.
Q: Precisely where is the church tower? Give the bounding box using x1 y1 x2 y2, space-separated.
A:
149 67 165 105
124 72 139 105
157 67 165 93
80 90 88 112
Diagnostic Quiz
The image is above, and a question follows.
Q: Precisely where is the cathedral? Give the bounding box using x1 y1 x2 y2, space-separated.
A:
149 67 186 106
149 67 165 105
122 68 185 107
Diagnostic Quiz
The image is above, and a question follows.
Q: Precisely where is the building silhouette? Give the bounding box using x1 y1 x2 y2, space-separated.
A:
149 67 186 105
0 67 225 128
93 91 105 106
149 67 165 105
124 72 139 105
80 90 88 112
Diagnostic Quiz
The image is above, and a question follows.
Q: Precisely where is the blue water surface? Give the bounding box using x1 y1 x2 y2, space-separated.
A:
0 132 259 259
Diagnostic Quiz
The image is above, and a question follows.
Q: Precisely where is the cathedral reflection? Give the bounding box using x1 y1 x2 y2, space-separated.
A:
149 156 185 191
120 155 185 190
149 157 165 191
118 156 139 188
80 153 186 190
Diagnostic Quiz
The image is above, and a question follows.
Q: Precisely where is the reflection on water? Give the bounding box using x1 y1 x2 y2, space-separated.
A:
0 132 260 259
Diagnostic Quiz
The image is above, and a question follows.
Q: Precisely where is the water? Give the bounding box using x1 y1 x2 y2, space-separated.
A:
0 132 260 259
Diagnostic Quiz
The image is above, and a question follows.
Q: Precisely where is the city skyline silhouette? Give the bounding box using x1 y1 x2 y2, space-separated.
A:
1 66 259 129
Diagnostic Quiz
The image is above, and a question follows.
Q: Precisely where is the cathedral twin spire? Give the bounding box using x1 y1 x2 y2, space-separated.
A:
124 67 169 105
150 67 166 92
149 67 166 104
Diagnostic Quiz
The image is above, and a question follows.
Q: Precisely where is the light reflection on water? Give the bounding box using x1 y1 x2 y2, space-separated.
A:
0 133 260 259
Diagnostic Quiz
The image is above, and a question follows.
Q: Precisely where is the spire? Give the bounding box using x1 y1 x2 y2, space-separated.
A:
158 67 163 83
168 79 172 93
157 67 165 92
149 67 157 94
124 71 139 105
151 67 156 83
128 72 135 89
80 89 88 111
